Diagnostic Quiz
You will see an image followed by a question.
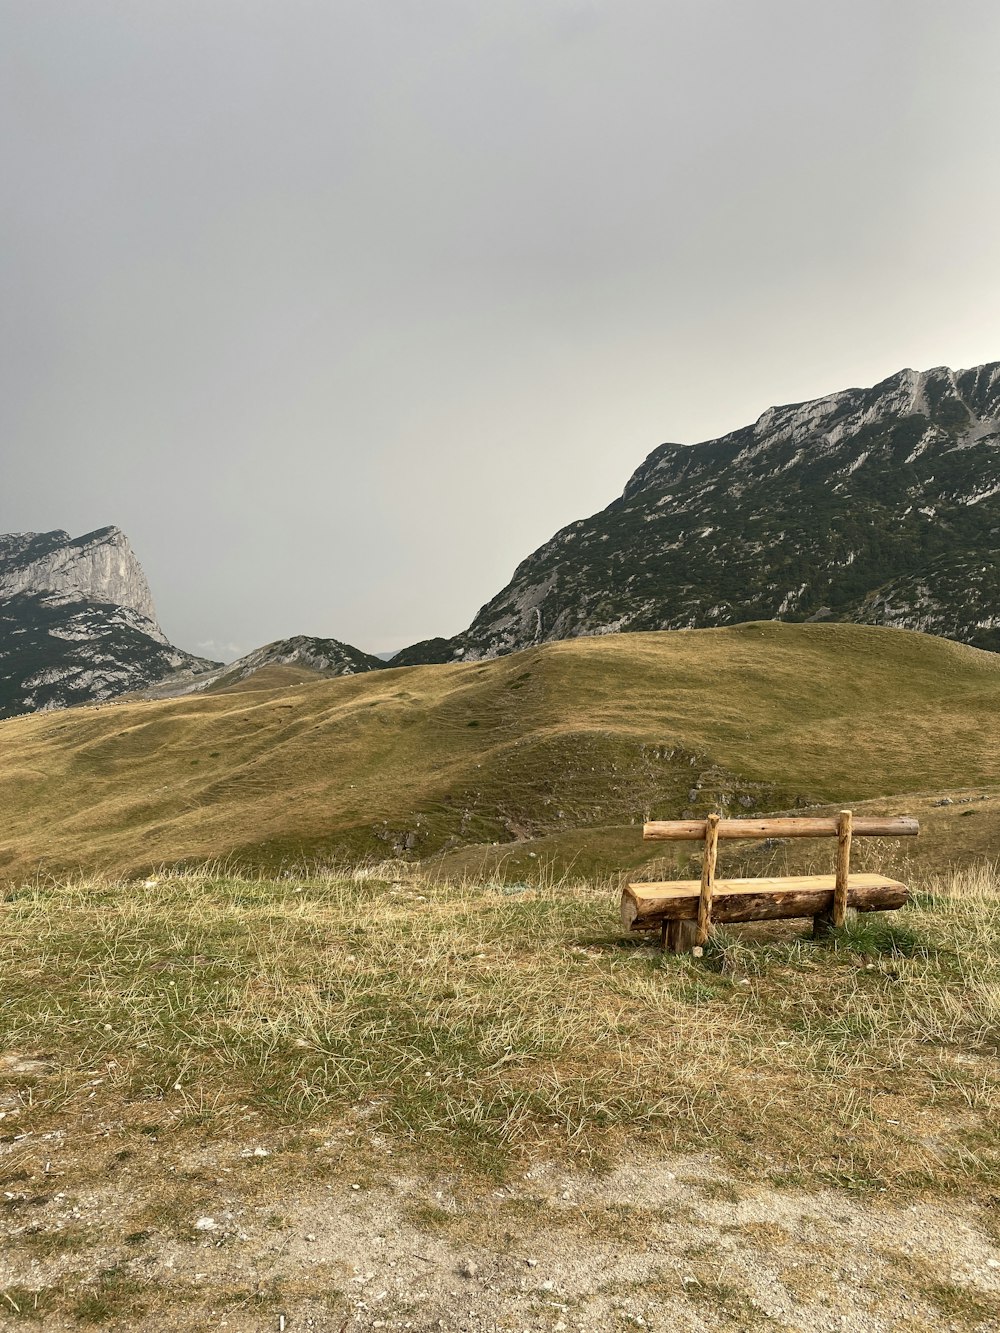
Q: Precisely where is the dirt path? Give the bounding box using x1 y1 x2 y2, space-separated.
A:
3 1152 1000 1331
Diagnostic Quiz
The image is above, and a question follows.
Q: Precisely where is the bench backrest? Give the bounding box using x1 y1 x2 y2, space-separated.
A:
644 816 918 840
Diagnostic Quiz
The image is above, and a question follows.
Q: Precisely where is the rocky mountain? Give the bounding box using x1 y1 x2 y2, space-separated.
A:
395 362 1000 663
0 526 159 618
147 634 385 697
0 526 216 718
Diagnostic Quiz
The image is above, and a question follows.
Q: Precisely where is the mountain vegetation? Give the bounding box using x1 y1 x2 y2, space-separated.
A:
2 858 997 1329
0 592 214 719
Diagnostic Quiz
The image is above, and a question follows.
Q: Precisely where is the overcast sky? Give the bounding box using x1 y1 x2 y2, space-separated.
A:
2 1 999 659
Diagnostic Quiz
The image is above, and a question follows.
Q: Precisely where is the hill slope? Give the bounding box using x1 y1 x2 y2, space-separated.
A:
396 362 1000 664
1 623 998 881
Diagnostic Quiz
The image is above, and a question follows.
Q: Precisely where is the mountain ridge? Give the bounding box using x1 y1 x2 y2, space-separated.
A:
5 359 999 714
0 525 162 628
0 526 216 717
394 361 1000 663
144 634 386 698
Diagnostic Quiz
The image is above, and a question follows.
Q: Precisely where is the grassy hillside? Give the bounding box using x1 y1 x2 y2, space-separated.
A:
1 622 999 882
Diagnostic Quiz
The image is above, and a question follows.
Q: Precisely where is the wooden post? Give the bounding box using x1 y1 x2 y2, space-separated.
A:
814 808 853 936
695 813 720 946
833 809 853 928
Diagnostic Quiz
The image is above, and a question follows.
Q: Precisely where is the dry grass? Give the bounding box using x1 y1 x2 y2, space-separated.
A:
2 860 998 1195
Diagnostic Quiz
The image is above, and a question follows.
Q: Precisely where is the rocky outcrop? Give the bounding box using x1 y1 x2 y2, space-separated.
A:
0 526 161 628
395 362 1000 663
0 527 216 718
151 635 386 697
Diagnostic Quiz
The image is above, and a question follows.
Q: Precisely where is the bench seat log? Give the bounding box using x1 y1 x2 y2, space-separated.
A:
621 873 908 933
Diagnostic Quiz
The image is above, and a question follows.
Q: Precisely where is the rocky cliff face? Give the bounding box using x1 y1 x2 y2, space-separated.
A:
0 526 160 628
0 526 216 718
395 362 1000 663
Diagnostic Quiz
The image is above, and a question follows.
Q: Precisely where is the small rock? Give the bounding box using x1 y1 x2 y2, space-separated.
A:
0 1055 50 1076
305 1233 317 1242
458 1259 478 1278
526 1258 538 1267
194 1217 217 1231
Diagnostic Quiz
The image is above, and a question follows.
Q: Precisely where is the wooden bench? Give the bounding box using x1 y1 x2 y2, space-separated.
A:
620 812 919 953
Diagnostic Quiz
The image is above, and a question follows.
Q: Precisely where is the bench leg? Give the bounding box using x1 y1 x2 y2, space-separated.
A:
812 908 834 939
665 919 699 954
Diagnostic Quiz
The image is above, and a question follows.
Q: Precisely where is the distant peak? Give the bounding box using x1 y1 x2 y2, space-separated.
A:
0 524 159 628
75 524 128 545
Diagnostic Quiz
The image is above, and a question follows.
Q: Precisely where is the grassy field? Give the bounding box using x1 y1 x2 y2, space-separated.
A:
2 622 1000 882
1 861 999 1328
2 862 998 1189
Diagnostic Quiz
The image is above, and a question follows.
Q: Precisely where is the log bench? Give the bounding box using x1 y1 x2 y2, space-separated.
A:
620 812 918 953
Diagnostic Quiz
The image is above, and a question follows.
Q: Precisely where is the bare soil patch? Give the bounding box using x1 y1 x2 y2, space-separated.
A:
3 1144 1000 1331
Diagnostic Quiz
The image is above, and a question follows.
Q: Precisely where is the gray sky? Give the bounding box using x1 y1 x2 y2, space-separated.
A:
2 1 999 659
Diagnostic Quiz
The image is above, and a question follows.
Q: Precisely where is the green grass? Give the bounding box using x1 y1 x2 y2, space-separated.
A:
1 622 1000 882
1 861 998 1196
919 1279 1000 1324
0 1287 58 1323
